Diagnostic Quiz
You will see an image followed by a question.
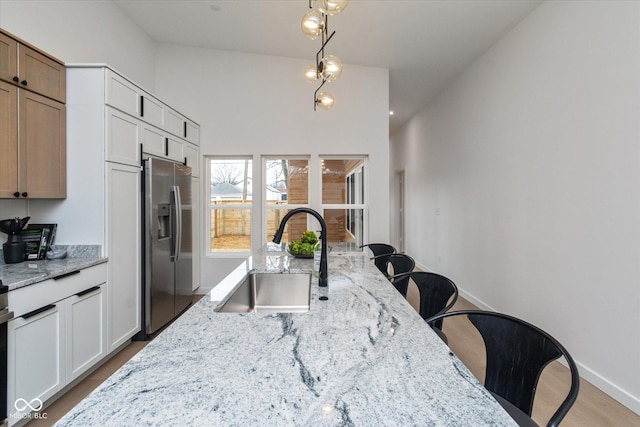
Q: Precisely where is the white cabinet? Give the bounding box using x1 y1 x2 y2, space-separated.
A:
140 91 164 129
8 304 64 421
65 284 107 381
184 142 199 177
106 162 141 351
141 123 184 164
7 264 107 425
106 107 140 166
105 68 140 117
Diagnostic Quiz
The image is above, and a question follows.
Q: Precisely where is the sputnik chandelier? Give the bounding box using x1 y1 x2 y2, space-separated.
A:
301 0 349 110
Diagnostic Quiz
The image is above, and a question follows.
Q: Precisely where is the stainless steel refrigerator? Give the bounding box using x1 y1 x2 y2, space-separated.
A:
140 157 193 337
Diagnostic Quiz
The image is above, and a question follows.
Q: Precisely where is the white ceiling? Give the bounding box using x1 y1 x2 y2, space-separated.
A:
113 0 542 134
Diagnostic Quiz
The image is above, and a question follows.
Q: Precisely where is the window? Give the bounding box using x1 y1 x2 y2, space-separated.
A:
208 157 252 254
263 157 309 244
321 157 367 246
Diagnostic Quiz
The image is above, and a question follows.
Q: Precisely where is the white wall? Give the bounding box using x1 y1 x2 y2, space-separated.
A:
0 0 155 88
391 0 640 413
154 45 390 288
0 0 155 225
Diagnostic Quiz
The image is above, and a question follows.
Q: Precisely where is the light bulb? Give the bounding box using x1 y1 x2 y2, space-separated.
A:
317 0 349 15
316 92 335 110
320 55 342 81
304 64 318 82
301 10 324 40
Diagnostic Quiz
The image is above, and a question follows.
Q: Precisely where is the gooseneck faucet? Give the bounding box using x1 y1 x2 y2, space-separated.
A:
272 208 328 287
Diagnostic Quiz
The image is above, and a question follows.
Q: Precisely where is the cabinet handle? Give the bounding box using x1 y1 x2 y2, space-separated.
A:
12 76 19 83
13 192 19 198
76 286 100 298
183 122 187 138
184 157 188 166
53 270 80 281
21 80 27 86
165 137 169 156
21 192 28 197
140 95 144 117
22 304 56 319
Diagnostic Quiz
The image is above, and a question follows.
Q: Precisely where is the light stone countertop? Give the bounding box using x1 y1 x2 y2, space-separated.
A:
0 245 106 291
55 243 516 426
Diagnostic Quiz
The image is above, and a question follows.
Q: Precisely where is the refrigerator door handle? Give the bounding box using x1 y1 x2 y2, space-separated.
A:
171 185 183 262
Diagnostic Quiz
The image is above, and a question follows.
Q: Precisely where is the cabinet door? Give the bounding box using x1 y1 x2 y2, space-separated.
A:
184 142 199 178
19 89 66 198
0 81 18 198
0 32 18 84
140 123 165 158
65 284 107 381
106 162 141 351
185 120 200 145
165 108 184 138
106 107 140 166
166 135 184 164
105 69 140 117
18 44 66 102
140 93 164 129
8 304 65 421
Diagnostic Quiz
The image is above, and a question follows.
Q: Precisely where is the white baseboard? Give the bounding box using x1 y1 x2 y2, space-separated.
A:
454 283 640 416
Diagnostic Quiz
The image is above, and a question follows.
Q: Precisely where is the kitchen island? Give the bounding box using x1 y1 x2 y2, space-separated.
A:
56 244 516 426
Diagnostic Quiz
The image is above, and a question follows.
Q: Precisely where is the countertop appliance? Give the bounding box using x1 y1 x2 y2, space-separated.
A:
0 281 14 425
137 157 192 339
0 217 30 264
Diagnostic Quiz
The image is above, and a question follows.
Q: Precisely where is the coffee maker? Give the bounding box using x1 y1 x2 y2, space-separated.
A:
0 217 30 264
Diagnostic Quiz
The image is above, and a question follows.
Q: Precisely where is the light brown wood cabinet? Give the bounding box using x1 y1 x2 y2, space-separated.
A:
0 29 66 199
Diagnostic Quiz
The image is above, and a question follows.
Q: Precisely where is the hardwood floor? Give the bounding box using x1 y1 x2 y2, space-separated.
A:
26 291 639 426
406 283 640 426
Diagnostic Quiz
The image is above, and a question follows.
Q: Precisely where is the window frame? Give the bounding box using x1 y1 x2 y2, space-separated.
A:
319 156 369 246
206 155 254 257
262 156 311 246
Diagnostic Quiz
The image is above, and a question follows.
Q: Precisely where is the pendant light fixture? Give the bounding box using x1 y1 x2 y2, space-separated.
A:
301 0 349 110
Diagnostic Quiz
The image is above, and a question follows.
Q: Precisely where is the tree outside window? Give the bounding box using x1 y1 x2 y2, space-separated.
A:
209 158 252 253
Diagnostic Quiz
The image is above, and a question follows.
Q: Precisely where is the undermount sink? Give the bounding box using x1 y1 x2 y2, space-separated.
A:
215 272 311 313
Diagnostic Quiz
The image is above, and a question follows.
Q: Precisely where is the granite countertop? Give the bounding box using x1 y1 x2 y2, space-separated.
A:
0 245 107 291
56 243 516 426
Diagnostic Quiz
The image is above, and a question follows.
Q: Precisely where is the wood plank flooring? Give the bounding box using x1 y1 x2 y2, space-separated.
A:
405 283 640 426
26 290 639 426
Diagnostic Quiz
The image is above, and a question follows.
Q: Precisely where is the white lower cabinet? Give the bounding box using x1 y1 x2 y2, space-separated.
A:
8 304 64 422
65 284 107 381
7 264 107 425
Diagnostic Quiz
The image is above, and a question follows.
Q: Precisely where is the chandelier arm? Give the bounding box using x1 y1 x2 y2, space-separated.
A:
314 79 327 111
315 30 336 74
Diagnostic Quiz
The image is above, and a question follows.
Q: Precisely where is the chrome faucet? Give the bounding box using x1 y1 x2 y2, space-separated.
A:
272 208 328 287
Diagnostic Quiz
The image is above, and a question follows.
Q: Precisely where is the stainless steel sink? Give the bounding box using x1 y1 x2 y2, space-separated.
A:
215 272 311 313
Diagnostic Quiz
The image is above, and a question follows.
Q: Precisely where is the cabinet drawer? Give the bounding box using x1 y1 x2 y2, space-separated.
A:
8 263 107 318
106 107 140 166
